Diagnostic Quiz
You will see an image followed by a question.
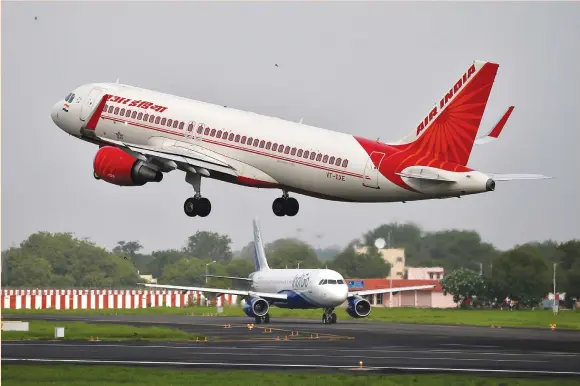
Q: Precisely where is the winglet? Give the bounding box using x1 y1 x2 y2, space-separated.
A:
475 106 514 145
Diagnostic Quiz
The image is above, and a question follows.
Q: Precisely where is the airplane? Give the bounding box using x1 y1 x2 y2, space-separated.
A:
138 218 436 324
50 60 550 218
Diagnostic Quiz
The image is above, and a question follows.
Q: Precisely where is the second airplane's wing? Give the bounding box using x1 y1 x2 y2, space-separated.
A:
349 284 435 297
139 283 288 301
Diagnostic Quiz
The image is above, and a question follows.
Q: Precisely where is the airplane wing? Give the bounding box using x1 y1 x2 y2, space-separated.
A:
349 284 435 297
97 136 239 178
138 283 287 300
485 173 552 181
475 106 514 145
204 274 253 282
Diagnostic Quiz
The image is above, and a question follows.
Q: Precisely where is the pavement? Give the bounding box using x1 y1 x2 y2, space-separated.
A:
3 313 580 377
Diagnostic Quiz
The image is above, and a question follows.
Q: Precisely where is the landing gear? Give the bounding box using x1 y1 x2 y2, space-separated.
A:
272 191 299 217
183 172 211 217
322 308 337 324
254 313 270 324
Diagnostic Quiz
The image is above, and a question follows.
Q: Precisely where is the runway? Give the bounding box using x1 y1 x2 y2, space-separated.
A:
3 314 580 376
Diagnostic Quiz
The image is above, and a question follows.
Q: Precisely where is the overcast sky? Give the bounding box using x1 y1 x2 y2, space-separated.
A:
2 1 579 254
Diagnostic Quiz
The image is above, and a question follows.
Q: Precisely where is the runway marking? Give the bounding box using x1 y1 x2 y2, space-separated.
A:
3 342 575 358
4 358 580 375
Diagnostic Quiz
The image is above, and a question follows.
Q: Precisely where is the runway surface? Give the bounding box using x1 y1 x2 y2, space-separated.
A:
3 313 580 376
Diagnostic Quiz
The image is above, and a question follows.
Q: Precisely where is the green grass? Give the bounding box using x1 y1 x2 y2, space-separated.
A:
4 305 580 330
1 320 206 341
3 365 580 386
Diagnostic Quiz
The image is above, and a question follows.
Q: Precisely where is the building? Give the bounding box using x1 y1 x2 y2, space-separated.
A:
407 267 445 280
345 278 456 308
355 246 406 279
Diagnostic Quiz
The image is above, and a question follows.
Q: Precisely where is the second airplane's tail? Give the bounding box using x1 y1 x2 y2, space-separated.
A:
252 217 271 272
390 60 500 166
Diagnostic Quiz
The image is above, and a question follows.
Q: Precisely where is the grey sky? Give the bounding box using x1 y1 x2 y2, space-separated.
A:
2 2 579 255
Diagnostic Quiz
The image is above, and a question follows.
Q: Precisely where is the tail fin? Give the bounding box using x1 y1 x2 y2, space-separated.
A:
392 60 500 166
252 217 270 272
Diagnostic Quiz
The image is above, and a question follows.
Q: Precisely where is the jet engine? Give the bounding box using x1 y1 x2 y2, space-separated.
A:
93 146 163 186
242 297 269 318
345 295 372 318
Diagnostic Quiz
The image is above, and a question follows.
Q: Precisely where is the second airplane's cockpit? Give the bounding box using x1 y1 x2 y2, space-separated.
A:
318 279 346 285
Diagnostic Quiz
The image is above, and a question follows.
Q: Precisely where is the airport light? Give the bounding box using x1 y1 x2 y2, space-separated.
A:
206 260 217 284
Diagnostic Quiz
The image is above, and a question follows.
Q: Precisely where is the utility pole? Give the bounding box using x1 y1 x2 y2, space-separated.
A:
205 260 216 284
553 262 557 306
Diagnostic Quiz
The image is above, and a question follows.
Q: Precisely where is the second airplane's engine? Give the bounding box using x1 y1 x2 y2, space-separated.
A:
346 296 372 318
242 297 269 318
93 146 163 186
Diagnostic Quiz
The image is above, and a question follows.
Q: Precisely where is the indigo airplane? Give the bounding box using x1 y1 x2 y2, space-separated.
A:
51 60 549 218
139 218 435 324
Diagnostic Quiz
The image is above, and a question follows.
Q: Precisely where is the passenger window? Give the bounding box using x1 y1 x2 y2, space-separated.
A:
291 147 296 156
259 140 265 148
175 121 181 129
241 136 247 144
336 157 342 166
266 142 271 150
179 122 184 130
310 152 316 160
132 111 137 119
279 145 284 153
114 107 120 115
235 134 240 142
155 116 161 124
272 143 277 151
329 156 335 164
304 150 309 158
322 155 328 163
137 112 143 120
284 146 290 154
161 118 166 125
297 149 303 157
248 137 253 145
253 139 259 147
126 110 132 117
342 159 348 167
149 115 155 123
210 129 216 136
205 128 210 135
229 133 235 141
108 106 114 113
120 108 125 116
197 125 203 134
168 119 173 126
316 154 322 162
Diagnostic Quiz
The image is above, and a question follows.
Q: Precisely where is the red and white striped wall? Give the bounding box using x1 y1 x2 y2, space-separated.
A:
0 289 238 310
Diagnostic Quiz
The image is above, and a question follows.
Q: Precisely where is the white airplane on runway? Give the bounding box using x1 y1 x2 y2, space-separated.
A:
139 218 435 324
50 60 549 218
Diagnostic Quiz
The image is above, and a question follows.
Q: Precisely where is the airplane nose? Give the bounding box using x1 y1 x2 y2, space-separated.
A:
51 101 61 124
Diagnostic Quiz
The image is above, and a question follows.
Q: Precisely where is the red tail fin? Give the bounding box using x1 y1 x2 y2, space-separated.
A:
391 60 500 166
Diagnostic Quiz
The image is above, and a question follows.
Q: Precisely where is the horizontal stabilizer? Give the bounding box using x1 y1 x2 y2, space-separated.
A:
475 106 514 145
487 173 552 181
204 274 252 281
396 172 456 182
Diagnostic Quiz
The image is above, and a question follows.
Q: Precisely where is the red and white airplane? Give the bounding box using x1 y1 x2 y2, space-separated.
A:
50 60 549 218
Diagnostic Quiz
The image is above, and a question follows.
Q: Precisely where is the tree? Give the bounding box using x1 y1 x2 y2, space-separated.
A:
558 240 580 306
146 249 187 278
363 222 423 263
439 268 486 307
491 246 551 306
113 241 143 256
329 244 390 278
264 238 321 269
184 231 233 263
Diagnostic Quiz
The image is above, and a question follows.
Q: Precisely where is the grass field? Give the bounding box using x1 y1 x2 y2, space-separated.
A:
1 320 206 341
2 365 580 386
3 305 580 330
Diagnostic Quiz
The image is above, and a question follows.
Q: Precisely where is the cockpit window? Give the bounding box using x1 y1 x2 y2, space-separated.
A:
327 279 337 284
65 93 76 103
337 280 344 284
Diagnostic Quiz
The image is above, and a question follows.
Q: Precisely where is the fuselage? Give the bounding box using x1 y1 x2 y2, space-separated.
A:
51 82 493 203
248 268 349 309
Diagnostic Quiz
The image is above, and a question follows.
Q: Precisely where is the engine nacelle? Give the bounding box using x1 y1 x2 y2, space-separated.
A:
346 296 371 318
242 297 269 318
93 146 163 186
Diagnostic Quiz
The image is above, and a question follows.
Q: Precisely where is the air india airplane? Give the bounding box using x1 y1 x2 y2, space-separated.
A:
50 60 549 218
140 217 435 324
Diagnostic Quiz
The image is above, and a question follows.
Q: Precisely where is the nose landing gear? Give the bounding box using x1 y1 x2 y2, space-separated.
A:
322 308 337 324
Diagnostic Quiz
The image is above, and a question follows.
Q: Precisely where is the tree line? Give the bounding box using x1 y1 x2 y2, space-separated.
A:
1 222 578 308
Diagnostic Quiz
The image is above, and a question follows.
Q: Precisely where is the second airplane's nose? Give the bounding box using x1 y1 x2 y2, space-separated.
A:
51 101 62 124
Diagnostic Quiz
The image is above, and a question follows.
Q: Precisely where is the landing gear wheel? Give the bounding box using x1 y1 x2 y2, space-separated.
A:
264 314 271 324
284 197 299 217
196 197 212 217
322 314 329 324
272 198 285 216
330 312 337 324
254 316 262 324
184 198 197 217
